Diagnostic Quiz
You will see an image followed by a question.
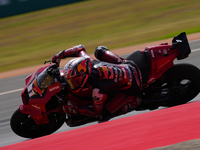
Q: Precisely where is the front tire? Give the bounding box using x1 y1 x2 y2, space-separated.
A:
10 109 66 138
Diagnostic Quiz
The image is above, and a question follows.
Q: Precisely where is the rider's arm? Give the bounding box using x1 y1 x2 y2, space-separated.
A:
51 45 93 65
59 45 88 58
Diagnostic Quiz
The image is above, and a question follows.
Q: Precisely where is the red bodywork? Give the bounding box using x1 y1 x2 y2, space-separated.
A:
19 33 190 125
143 43 180 84
20 63 62 125
19 44 180 125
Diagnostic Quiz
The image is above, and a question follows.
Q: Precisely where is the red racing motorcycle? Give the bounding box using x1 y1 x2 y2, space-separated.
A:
10 32 200 138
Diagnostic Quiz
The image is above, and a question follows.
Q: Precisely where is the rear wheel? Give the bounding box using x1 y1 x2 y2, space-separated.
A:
141 64 200 108
10 109 66 138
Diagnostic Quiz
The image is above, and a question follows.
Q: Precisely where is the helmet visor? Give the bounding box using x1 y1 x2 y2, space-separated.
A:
66 75 84 90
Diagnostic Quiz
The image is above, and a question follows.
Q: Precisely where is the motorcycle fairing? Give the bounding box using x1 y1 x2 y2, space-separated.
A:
20 63 62 125
145 32 191 84
145 44 178 81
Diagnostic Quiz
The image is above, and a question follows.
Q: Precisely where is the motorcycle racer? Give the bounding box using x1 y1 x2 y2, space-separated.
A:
12 32 199 138
51 45 143 121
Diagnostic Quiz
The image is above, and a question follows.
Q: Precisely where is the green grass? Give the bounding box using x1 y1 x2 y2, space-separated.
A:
0 0 200 72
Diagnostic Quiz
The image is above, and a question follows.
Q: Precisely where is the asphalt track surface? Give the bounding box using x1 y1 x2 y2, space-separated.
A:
0 40 200 147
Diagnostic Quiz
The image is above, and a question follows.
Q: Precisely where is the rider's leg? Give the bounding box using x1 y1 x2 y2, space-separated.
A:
105 93 140 115
94 46 124 64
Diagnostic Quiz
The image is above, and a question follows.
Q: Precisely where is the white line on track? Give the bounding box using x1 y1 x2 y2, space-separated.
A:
192 48 200 52
0 48 200 96
0 88 23 96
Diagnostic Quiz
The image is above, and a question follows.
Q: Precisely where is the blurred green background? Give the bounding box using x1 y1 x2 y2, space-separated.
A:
0 0 200 72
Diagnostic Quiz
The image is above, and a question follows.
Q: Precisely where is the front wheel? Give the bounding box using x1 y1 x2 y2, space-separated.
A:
10 109 66 138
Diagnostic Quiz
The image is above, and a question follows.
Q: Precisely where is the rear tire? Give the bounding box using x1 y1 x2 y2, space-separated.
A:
10 108 66 138
155 63 200 106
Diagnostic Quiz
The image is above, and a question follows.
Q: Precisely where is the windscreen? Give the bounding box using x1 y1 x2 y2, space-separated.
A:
36 69 54 90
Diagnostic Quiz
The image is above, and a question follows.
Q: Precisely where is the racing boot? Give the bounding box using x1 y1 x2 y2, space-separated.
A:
97 93 137 123
121 97 142 114
62 105 97 117
105 94 141 116
63 105 97 127
98 97 141 123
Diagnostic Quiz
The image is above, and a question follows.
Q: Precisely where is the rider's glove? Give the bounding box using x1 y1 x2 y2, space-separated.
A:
51 54 61 66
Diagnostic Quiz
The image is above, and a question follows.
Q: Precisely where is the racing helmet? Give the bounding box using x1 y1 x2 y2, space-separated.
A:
64 57 92 92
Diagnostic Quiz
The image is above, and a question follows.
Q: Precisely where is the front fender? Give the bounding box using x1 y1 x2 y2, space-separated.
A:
19 104 49 125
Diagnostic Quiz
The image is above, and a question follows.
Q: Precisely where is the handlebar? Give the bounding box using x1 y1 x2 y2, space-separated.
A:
44 60 52 64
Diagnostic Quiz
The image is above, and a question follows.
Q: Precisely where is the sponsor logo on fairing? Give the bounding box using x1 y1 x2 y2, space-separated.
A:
19 105 24 111
31 104 41 110
163 49 168 55
49 85 60 92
